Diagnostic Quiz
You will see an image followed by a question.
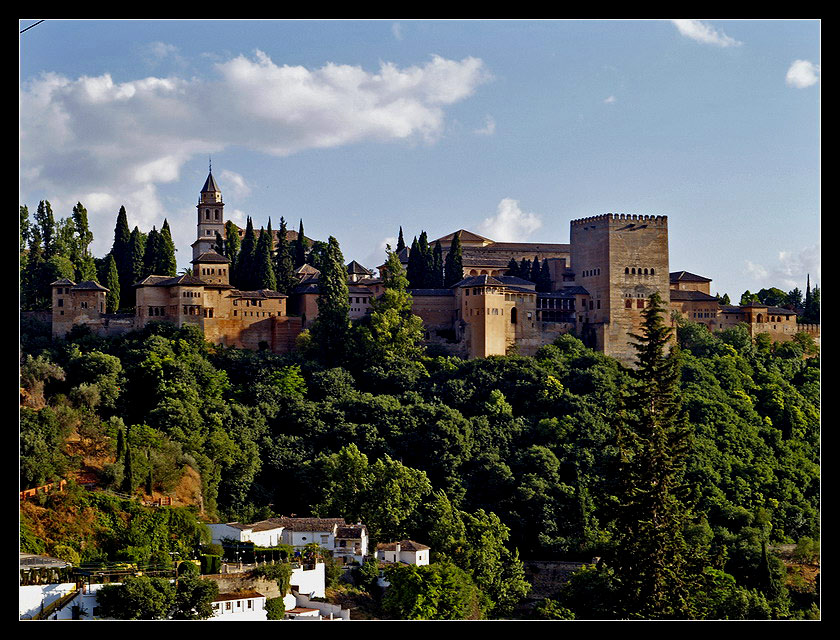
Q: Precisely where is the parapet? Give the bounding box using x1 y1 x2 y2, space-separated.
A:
570 213 668 227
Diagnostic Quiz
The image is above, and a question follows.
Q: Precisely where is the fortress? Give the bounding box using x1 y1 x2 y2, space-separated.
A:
49 170 819 365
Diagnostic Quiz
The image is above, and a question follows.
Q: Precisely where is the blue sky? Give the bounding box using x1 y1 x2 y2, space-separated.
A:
20 19 820 300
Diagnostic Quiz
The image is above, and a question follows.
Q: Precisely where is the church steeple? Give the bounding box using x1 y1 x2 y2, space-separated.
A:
193 161 226 260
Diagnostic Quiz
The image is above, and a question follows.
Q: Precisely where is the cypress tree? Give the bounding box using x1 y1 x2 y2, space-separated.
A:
22 224 45 309
294 219 309 268
407 236 422 288
274 217 296 294
236 217 257 290
159 219 177 276
530 255 542 284
396 226 406 253
145 448 154 495
309 236 351 365
506 258 520 277
432 241 444 288
224 221 241 276
255 226 277 290
112 206 132 298
105 253 120 313
444 231 464 287
116 426 125 462
125 227 145 308
123 445 134 494
213 231 225 256
418 231 433 288
71 202 97 282
519 258 531 282
142 227 162 278
611 291 701 618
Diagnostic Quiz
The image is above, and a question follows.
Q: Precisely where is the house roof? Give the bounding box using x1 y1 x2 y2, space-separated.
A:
408 288 455 297
670 270 712 283
266 517 346 532
230 289 287 299
73 280 110 291
213 590 265 602
336 524 367 538
201 171 221 194
452 275 538 289
135 274 208 288
346 260 373 275
669 290 720 302
433 229 495 245
538 286 589 297
376 540 430 552
192 250 230 264
50 278 76 286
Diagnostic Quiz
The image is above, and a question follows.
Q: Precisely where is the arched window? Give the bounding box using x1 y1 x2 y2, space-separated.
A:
205 209 210 220
625 267 629 274
631 268 636 275
650 269 655 275
644 268 648 275
214 209 220 220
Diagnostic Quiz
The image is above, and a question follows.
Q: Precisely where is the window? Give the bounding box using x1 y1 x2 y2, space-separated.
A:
625 299 632 308
57 298 63 307
637 299 645 309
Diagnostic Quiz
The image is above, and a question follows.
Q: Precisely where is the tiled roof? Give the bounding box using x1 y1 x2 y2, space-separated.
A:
336 524 367 538
230 289 287 299
346 260 373 275
538 286 589 297
192 250 230 264
213 590 265 602
375 539 430 552
50 278 76 286
670 270 712 283
408 288 455 296
73 280 109 291
669 290 719 302
452 275 538 289
266 517 346 532
201 171 221 194
138 274 208 287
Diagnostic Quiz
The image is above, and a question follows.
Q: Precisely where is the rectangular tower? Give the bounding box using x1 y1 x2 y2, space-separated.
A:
570 213 670 366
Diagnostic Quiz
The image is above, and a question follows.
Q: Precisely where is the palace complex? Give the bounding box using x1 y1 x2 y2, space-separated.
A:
49 170 819 366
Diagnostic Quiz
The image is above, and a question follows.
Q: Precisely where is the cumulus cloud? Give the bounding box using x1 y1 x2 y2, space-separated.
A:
744 244 821 290
476 198 543 242
672 19 742 47
786 59 820 88
20 50 489 258
220 169 251 198
392 22 404 41
603 95 616 104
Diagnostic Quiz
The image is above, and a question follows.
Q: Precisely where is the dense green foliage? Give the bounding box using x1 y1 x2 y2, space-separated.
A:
20 273 819 619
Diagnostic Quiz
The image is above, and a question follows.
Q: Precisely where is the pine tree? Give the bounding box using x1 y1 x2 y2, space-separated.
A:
396 226 406 253
274 217 296 295
255 226 277 290
444 231 464 287
294 219 309 268
105 253 120 313
309 236 351 365
611 291 701 619
158 219 177 276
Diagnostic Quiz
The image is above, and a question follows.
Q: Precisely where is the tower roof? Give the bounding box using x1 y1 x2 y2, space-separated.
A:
201 171 221 194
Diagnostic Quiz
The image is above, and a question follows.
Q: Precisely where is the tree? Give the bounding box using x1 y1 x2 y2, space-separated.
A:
396 226 406 253
444 231 464 287
610 291 702 618
112 206 132 298
432 241 444 288
235 217 257 290
172 576 219 620
382 562 484 620
35 200 57 259
142 227 162 278
104 253 120 313
740 290 759 306
224 220 241 275
406 235 423 288
357 246 425 361
274 217 296 294
308 236 351 365
505 258 520 278
255 225 277 290
96 575 175 620
158 219 177 276
71 202 97 282
294 219 309 268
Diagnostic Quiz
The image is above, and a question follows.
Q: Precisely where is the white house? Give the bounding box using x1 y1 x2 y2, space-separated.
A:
210 590 268 620
375 540 431 566
208 520 284 547
274 517 347 551
333 523 369 562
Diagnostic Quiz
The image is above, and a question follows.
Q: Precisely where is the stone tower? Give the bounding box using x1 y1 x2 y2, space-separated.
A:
570 213 670 366
192 165 226 260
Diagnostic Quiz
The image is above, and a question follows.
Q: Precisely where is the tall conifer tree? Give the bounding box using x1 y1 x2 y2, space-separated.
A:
255 226 277 291
432 241 444 288
112 206 132 297
611 291 701 619
309 236 351 365
418 231 433 289
274 217 296 294
236 217 257 290
444 231 464 287
35 200 56 260
224 221 241 276
294 219 309 268
105 253 120 313
158 219 177 276
396 226 406 253
143 227 162 278
407 236 422 288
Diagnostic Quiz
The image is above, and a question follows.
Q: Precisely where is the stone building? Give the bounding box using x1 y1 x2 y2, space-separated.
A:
47 169 818 364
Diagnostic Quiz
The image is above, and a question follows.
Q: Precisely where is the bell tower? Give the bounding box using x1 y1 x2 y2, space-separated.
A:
192 160 227 260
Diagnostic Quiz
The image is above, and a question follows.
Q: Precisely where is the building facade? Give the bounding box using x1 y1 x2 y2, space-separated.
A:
47 171 819 365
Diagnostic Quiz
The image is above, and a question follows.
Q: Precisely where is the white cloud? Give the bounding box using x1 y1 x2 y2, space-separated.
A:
476 198 543 242
392 22 403 41
743 244 821 291
672 19 742 47
786 59 820 88
603 95 616 104
20 51 489 263
220 169 251 198
474 114 496 135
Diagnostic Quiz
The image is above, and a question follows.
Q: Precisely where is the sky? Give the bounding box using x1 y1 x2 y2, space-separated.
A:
20 19 820 300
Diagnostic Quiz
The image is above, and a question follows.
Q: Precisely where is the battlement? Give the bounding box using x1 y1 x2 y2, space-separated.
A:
570 213 668 227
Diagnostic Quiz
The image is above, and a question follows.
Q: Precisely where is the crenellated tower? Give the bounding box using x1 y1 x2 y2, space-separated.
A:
570 213 670 365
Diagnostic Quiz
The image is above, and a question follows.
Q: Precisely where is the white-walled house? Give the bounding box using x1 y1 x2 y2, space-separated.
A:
208 520 284 547
210 590 267 620
274 517 346 551
333 523 368 562
375 540 431 566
